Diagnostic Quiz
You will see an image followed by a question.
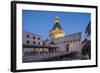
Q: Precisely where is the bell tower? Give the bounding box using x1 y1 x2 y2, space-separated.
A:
49 17 65 40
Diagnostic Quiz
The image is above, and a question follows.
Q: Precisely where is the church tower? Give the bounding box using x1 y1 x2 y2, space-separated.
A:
49 17 65 40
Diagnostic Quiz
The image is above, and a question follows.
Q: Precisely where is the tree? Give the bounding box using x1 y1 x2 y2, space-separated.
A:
82 40 91 59
81 21 91 59
85 21 91 37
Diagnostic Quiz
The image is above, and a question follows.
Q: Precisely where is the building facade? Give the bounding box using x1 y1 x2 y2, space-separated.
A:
23 31 58 58
49 17 82 54
22 17 83 62
53 32 82 53
23 31 43 45
23 31 43 57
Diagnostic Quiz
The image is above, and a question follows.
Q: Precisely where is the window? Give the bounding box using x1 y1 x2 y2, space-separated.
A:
26 41 29 44
33 36 35 39
38 42 40 45
26 34 29 38
73 40 74 43
79 39 80 42
38 37 40 40
33 41 36 44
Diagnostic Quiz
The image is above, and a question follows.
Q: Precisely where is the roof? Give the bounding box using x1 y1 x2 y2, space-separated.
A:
49 23 63 33
49 17 63 33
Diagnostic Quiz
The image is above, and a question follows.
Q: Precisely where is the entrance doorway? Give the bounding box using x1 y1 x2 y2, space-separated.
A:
66 44 70 52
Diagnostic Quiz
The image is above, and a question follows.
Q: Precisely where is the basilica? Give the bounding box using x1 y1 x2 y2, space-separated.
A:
22 16 82 62
49 17 82 53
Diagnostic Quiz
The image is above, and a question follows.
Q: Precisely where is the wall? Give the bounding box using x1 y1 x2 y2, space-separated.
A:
0 0 99 73
54 32 81 52
23 31 43 45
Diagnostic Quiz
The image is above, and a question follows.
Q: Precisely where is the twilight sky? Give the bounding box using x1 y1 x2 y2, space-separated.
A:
22 10 91 40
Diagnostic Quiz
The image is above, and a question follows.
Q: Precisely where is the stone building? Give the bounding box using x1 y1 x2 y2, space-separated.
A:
23 31 43 45
23 31 43 57
22 17 82 62
53 32 82 53
23 31 58 58
49 17 82 53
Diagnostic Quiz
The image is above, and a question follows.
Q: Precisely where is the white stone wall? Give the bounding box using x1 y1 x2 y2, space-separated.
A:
23 31 43 45
53 32 82 53
23 31 44 57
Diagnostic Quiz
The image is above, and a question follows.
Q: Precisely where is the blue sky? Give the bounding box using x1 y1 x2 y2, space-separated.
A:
22 10 91 40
